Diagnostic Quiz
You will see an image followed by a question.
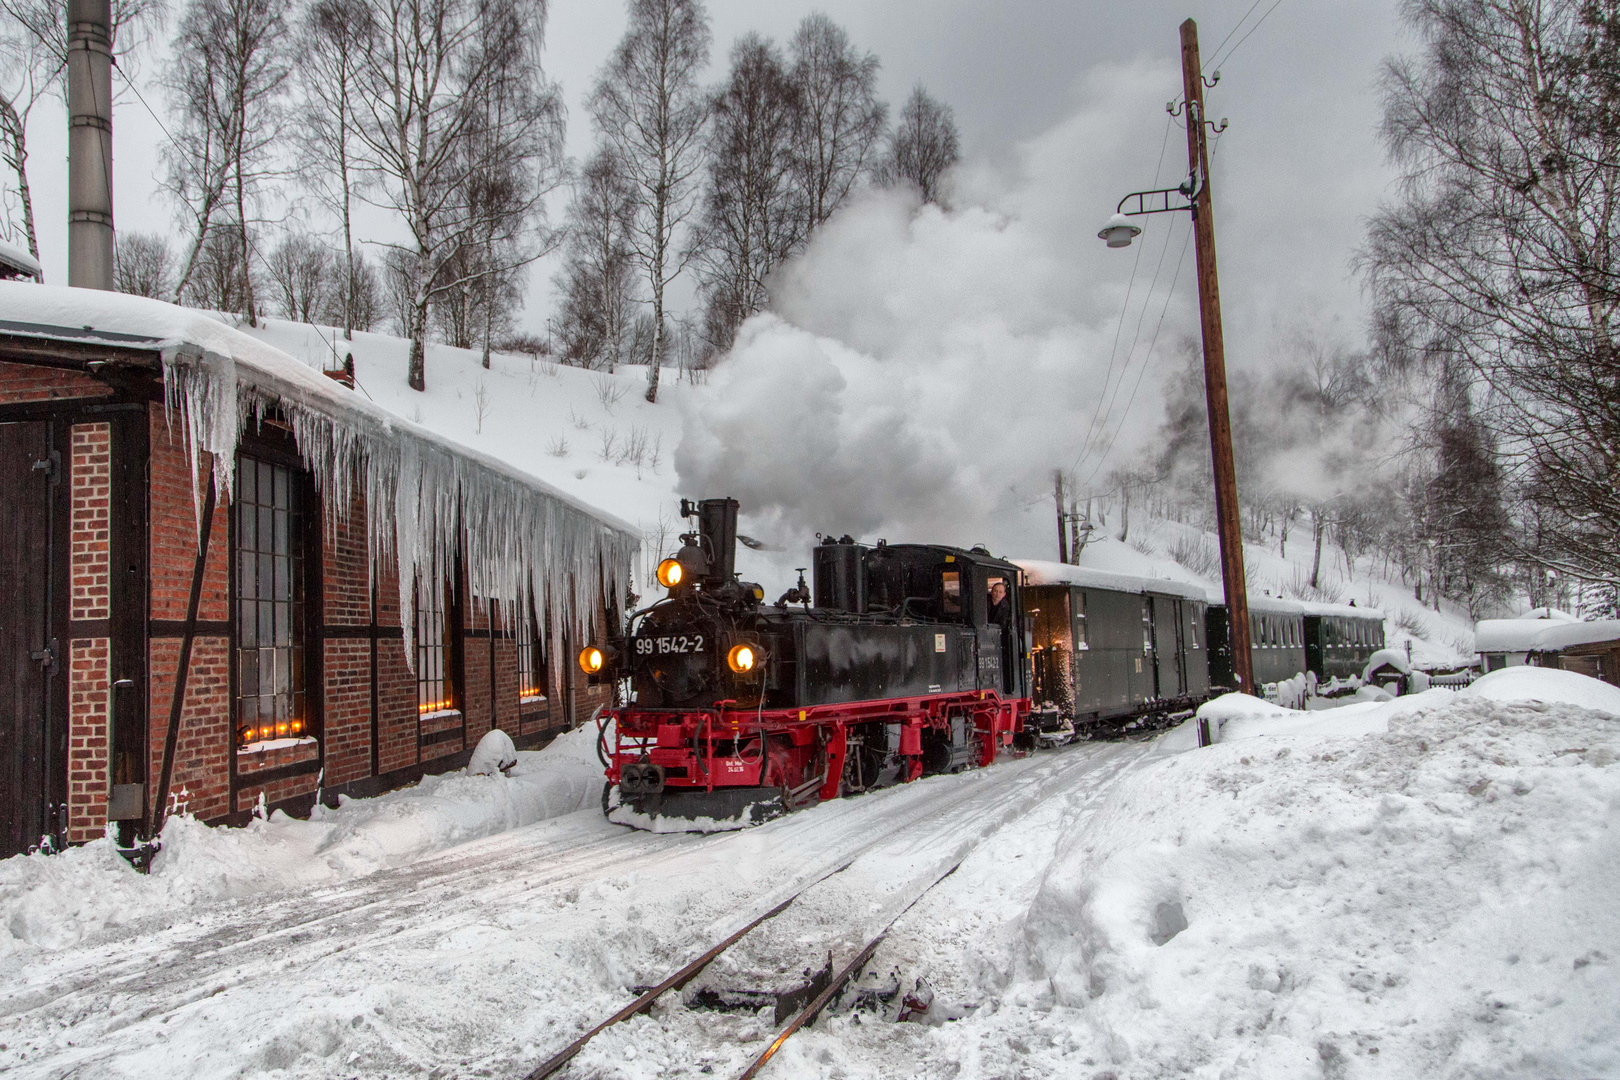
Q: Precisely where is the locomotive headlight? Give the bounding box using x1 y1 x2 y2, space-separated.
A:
578 646 605 675
727 643 758 674
656 558 684 589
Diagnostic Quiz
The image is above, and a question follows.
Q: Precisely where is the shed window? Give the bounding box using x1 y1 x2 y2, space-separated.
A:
234 456 308 748
417 581 454 714
517 604 547 701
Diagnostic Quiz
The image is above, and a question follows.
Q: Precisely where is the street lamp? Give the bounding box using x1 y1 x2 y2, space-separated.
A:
1096 19 1255 705
1097 213 1142 249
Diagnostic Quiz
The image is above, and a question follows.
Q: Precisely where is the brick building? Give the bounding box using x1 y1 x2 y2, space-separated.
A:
0 284 636 859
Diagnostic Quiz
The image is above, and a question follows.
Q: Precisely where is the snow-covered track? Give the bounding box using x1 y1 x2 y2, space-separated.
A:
518 742 1150 1080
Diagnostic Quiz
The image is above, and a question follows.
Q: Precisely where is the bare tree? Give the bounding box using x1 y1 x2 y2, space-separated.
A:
695 34 803 354
114 231 175 297
164 0 291 324
184 226 255 313
324 247 383 331
878 84 959 205
350 0 565 391
295 0 373 340
788 14 886 232
0 0 161 271
1364 0 1620 589
589 0 711 403
265 232 334 323
554 150 636 369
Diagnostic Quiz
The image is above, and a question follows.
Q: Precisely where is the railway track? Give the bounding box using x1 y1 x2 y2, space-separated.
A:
514 740 1150 1080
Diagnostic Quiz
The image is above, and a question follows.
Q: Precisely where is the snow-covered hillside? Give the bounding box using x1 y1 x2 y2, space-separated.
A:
245 317 1481 668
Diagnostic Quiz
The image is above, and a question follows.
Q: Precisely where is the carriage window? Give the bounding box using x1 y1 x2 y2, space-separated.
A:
1074 591 1089 649
234 456 308 748
417 581 454 715
941 570 962 616
517 604 546 702
1143 601 1153 651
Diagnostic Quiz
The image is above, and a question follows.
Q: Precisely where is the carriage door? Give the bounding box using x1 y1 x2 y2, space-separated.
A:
0 421 65 858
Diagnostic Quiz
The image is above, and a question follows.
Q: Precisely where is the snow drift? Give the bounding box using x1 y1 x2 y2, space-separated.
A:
0 722 607 955
1023 677 1620 1078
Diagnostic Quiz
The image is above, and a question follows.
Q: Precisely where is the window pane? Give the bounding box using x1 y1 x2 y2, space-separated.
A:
235 454 307 748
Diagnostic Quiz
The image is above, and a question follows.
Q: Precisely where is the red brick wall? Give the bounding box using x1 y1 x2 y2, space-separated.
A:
147 637 231 822
321 486 371 789
66 423 113 840
70 423 110 620
0 359 111 402
147 406 232 823
67 638 110 842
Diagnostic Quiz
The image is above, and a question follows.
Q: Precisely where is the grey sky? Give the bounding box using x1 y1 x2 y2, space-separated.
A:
12 0 1408 368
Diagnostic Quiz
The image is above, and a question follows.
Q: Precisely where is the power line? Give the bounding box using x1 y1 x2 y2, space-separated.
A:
1079 221 1195 494
1203 0 1267 71
1074 113 1174 474
1210 0 1289 72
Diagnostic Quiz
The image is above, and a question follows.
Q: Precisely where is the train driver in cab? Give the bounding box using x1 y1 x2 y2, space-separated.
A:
987 578 1012 628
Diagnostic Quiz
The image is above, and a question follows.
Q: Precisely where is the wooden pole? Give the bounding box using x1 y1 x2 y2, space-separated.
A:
1054 471 1069 564
1179 19 1254 695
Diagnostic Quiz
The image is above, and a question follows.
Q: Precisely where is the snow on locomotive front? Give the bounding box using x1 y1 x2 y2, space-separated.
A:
579 497 1033 830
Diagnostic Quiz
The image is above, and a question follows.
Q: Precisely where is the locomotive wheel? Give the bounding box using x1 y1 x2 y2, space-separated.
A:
601 780 615 818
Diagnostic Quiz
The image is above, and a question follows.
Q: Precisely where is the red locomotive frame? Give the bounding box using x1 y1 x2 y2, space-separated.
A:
604 689 1029 810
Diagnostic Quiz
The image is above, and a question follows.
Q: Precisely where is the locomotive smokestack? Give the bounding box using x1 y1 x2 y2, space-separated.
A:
696 498 739 584
67 0 115 290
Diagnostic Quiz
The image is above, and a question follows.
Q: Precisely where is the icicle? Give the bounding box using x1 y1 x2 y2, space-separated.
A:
157 342 638 659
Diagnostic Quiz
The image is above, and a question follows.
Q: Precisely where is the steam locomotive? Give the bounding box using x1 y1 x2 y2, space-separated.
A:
579 498 1388 829
580 498 1031 827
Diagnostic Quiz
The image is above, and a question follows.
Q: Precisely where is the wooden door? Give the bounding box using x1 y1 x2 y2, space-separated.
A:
0 421 60 857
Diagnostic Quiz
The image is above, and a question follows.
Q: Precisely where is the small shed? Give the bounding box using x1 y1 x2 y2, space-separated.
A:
1475 614 1620 686
0 283 637 859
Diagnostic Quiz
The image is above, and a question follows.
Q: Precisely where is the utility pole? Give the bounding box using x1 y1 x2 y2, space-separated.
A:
67 0 115 290
1054 471 1069 564
1179 18 1253 694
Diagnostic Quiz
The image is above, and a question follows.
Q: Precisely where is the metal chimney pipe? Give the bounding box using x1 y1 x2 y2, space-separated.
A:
67 0 115 290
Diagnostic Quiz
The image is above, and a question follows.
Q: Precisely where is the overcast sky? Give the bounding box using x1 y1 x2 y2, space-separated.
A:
14 0 1409 369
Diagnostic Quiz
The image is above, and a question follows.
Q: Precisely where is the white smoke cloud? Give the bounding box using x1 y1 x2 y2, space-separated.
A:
677 58 1198 555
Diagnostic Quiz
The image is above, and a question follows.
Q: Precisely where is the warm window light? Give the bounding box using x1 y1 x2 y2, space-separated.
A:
656 558 684 589
727 643 757 674
418 700 454 714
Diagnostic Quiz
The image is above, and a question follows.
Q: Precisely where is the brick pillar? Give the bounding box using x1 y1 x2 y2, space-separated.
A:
67 423 110 841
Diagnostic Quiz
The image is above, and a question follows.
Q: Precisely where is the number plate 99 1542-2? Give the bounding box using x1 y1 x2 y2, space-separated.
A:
636 635 705 655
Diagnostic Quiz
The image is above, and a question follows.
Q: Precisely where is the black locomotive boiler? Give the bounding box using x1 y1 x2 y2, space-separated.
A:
579 498 1032 827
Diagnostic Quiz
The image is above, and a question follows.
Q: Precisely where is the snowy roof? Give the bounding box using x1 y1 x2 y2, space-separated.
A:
1474 618 1620 655
1017 559 1210 602
0 238 41 280
0 283 638 645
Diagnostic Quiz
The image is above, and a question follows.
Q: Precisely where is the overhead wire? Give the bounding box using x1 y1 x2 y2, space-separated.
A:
1203 0 1267 71
1073 113 1175 475
1208 0 1289 73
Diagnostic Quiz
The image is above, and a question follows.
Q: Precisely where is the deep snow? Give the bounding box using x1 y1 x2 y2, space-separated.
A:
2 670 1615 1079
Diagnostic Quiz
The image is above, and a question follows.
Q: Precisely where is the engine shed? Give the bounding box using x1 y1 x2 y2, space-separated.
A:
0 283 636 859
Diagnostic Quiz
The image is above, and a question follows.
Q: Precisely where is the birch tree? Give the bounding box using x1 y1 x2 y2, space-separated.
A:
295 0 372 341
554 150 637 369
589 0 711 403
1365 0 1620 588
696 34 803 353
164 0 291 325
878 85 959 205
351 0 564 391
788 14 886 232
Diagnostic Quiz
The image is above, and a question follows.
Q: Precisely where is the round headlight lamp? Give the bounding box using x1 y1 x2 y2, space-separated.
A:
578 646 605 675
727 643 758 674
656 558 684 589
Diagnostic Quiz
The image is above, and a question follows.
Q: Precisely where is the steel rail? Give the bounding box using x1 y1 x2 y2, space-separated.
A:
735 857 966 1080
522 857 855 1080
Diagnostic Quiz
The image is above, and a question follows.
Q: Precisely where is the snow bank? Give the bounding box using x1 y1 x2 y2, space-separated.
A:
0 723 607 955
1024 691 1620 1077
1463 666 1620 716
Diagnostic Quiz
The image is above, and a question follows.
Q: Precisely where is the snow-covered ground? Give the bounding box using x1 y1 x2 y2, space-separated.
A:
3 668 1614 1078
